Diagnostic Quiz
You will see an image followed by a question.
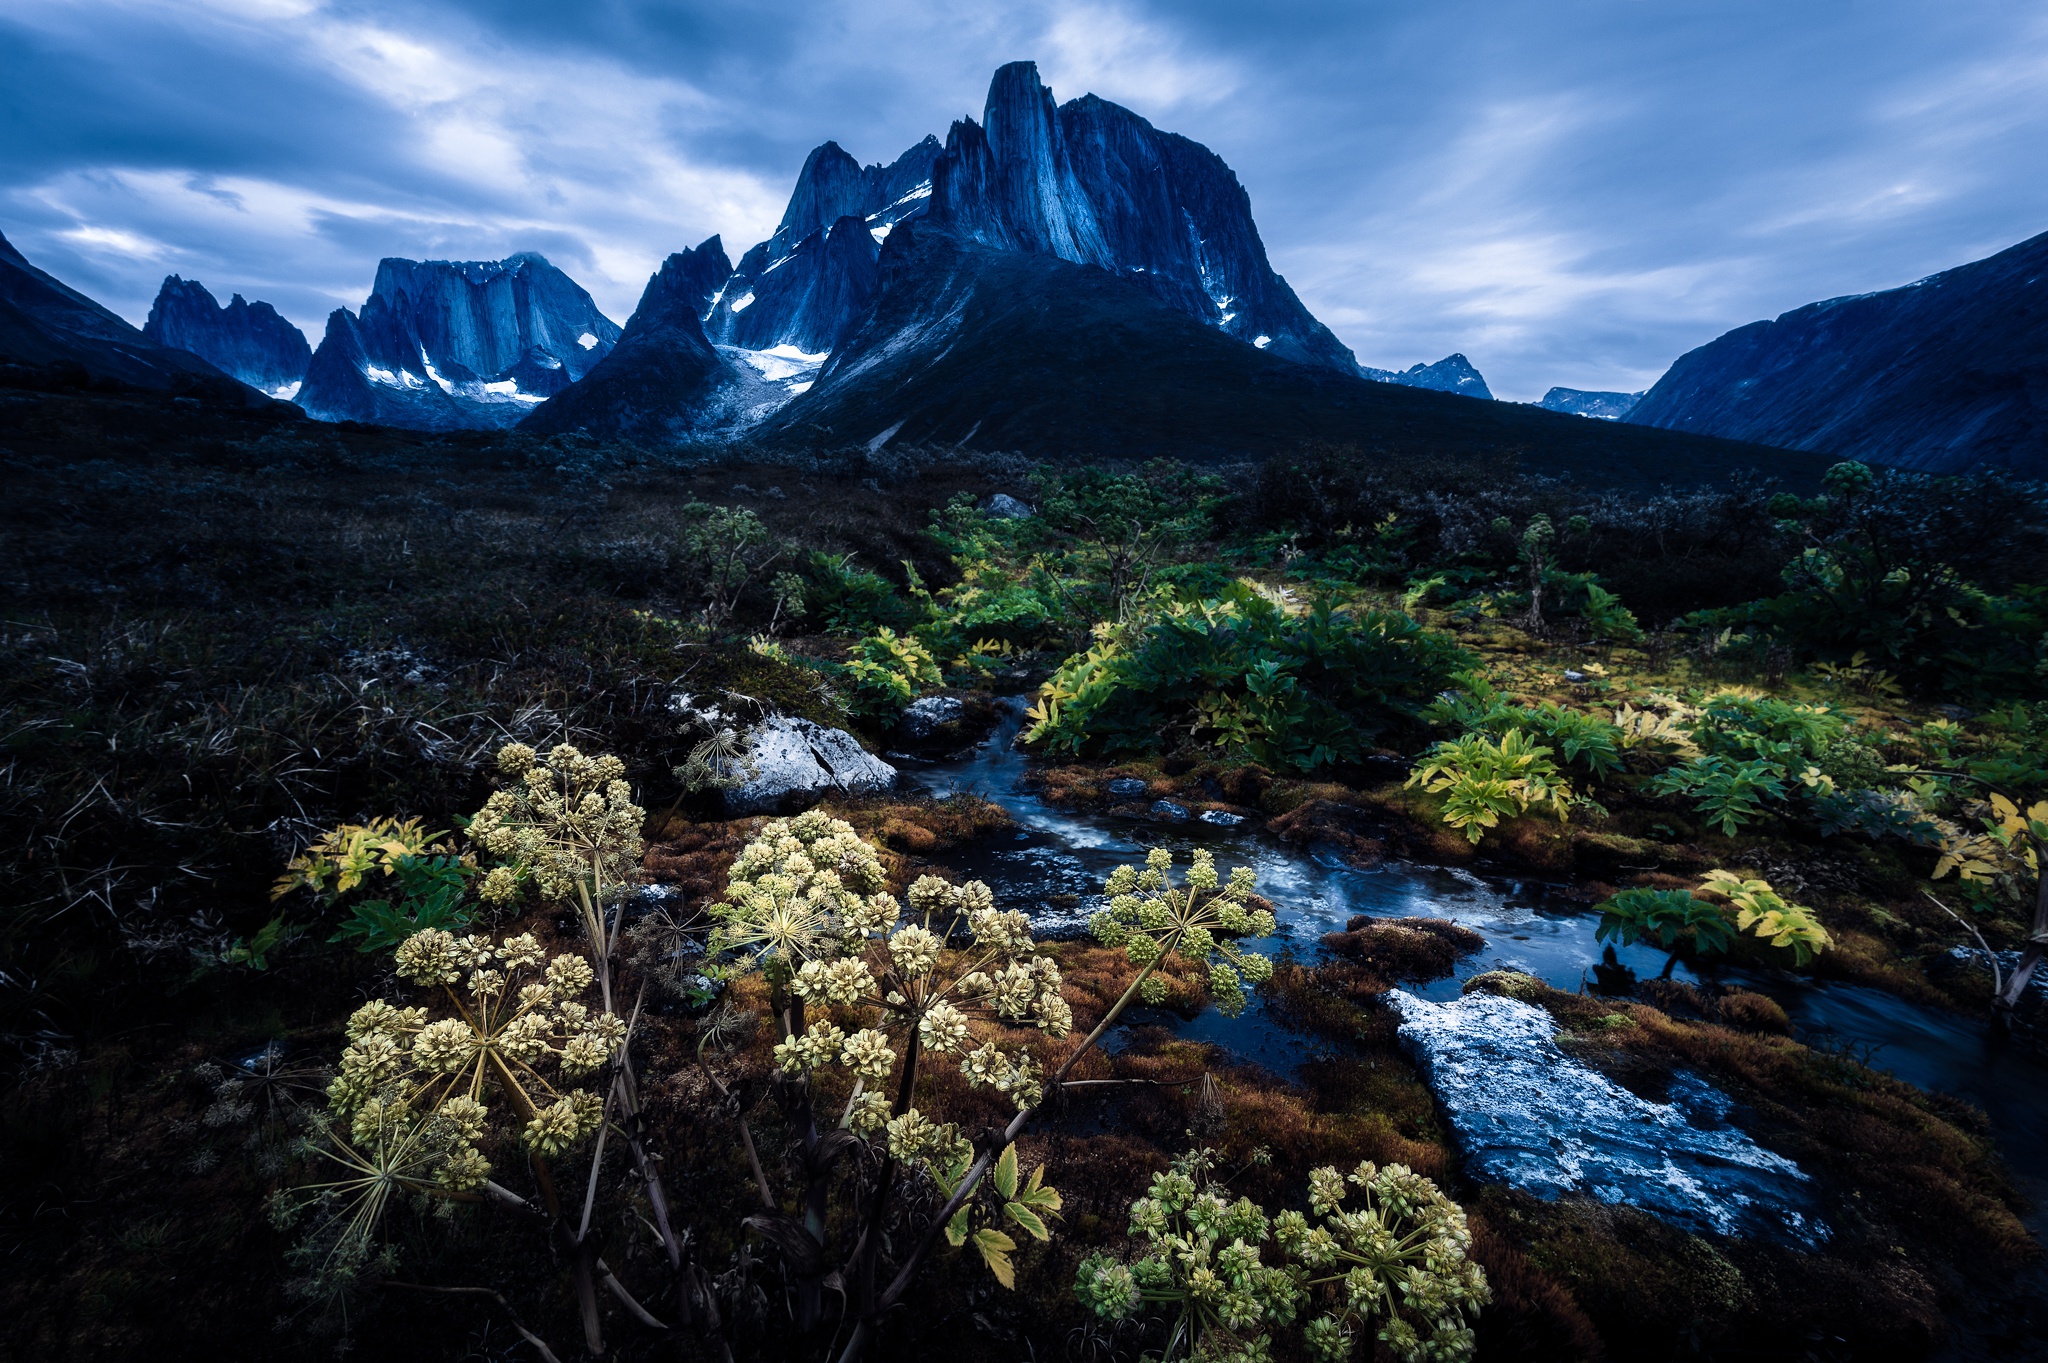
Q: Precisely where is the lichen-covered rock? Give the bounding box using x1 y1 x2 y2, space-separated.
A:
1387 988 1827 1247
725 715 896 814
985 493 1035 519
898 694 966 740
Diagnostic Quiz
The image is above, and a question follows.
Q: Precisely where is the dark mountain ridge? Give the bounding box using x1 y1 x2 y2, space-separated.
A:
520 237 740 445
1627 229 2048 475
0 229 272 404
757 220 1820 488
298 252 621 430
142 276 310 398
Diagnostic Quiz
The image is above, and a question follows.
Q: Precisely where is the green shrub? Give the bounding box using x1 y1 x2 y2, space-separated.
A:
1405 729 1572 843
841 628 943 718
1023 583 1472 771
802 551 916 633
1596 871 1831 968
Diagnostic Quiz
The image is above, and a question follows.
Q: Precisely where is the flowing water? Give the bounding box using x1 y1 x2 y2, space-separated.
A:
905 699 2048 1232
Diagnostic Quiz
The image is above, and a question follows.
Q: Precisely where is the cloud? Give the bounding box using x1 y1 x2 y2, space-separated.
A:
3 0 2047 399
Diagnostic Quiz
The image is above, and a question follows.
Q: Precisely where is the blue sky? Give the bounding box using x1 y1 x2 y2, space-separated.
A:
5 0 2046 400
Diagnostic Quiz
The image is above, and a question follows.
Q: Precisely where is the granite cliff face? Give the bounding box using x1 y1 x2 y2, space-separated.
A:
1627 230 2048 474
520 238 742 444
298 253 621 429
143 276 310 399
1538 387 1643 420
0 229 269 403
1361 353 1492 399
923 62 1355 372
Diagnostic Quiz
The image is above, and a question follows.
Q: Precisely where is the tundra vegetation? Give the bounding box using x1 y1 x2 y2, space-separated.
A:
0 390 2043 1361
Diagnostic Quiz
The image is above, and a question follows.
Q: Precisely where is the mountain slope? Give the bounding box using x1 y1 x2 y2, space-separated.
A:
756 222 1818 486
298 253 621 429
1627 230 2048 474
143 276 309 399
925 62 1354 372
0 229 265 401
520 238 742 444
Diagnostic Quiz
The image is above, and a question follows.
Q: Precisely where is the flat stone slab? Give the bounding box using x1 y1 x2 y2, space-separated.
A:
1388 989 1828 1247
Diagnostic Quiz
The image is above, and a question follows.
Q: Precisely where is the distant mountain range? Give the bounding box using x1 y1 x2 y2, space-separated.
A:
1361 354 1493 399
18 56 2031 479
1539 388 1643 420
296 253 622 429
1627 231 2048 474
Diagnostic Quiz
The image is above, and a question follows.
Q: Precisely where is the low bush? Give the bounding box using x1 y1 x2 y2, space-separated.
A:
1024 583 1473 770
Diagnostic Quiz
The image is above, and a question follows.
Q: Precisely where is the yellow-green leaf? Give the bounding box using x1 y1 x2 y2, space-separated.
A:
993 1143 1019 1201
972 1227 1017 1288
1003 1202 1050 1241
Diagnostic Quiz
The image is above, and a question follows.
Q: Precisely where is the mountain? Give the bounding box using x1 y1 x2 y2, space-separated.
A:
1626 230 2048 474
520 238 749 444
923 62 1355 372
0 228 270 403
703 138 940 357
142 276 310 399
1538 387 1643 420
297 253 621 429
755 219 1821 488
1361 354 1492 400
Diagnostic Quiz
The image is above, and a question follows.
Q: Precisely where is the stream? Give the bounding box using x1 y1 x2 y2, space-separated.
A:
903 699 2048 1244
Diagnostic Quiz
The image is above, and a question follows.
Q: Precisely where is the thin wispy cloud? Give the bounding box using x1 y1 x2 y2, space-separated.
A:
4 0 2046 399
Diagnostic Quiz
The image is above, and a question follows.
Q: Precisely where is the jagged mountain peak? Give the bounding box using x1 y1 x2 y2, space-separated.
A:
1361 353 1492 400
297 251 621 430
142 274 309 399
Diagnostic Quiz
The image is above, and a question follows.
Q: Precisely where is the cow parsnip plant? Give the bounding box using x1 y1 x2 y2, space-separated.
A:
275 931 619 1296
1074 1149 1489 1363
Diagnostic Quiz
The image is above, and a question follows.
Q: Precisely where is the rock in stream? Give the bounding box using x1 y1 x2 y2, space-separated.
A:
1388 988 1827 1247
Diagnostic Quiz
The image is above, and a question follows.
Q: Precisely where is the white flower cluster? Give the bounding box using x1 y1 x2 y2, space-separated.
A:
714 811 895 962
328 930 622 1180
468 743 646 903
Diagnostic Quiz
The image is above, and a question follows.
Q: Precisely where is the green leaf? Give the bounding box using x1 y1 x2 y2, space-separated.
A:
972 1227 1017 1288
1003 1202 1050 1242
993 1142 1019 1201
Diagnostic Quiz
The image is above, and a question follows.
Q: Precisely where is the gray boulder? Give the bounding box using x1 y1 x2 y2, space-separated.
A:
1387 987 1826 1247
723 715 897 815
1107 777 1150 799
898 694 966 740
985 493 1035 519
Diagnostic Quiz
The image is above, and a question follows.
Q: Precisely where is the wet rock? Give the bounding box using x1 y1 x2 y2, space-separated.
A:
725 715 897 814
1387 988 1827 1247
1198 809 1245 827
985 493 1035 519
1107 777 1150 798
1324 917 1483 983
898 694 966 740
1563 669 1590 684
1944 946 2047 1051
1150 799 1191 821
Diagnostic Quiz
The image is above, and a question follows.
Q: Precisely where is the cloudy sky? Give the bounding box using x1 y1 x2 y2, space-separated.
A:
5 0 2046 400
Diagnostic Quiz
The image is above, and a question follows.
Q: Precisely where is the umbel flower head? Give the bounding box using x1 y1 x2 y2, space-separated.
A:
467 743 646 903
279 929 622 1293
711 810 893 965
719 820 1073 1178
1089 848 1274 1014
1076 1152 1488 1363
